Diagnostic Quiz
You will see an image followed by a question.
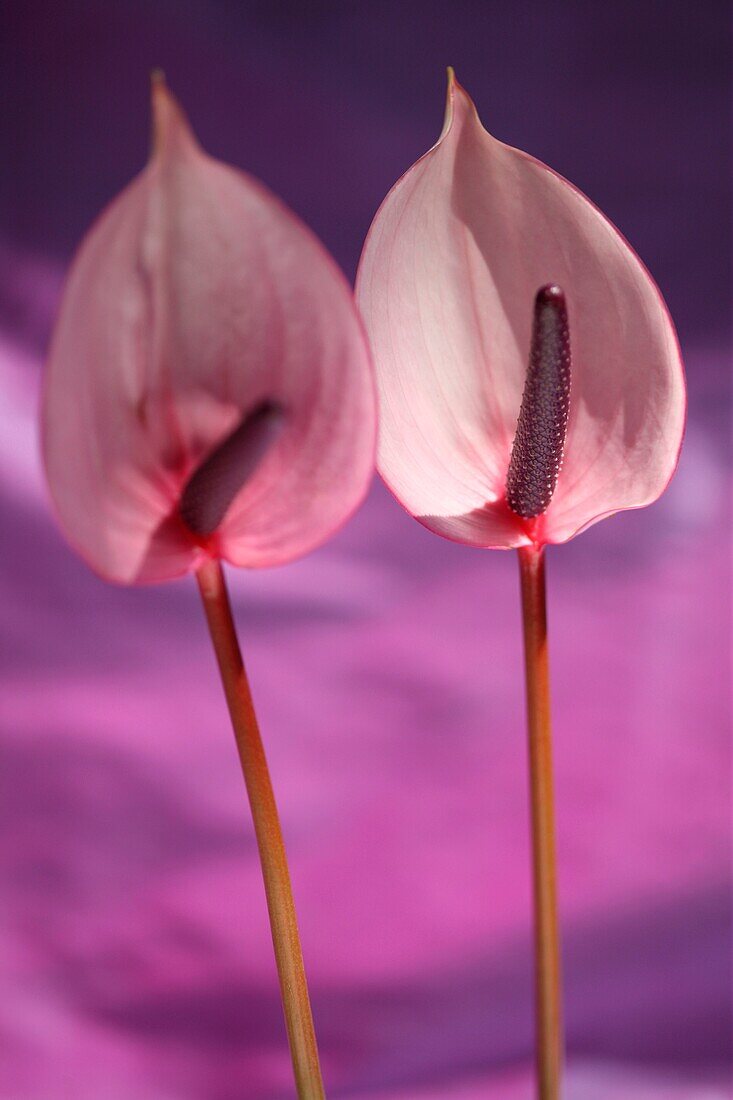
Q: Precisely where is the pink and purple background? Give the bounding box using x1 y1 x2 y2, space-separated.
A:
1 2 730 1097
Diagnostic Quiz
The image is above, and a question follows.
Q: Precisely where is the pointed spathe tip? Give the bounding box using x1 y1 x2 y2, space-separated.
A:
441 66 458 139
149 72 197 159
150 67 170 128
439 67 478 141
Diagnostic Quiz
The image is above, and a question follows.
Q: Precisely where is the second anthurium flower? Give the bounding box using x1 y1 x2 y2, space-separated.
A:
43 74 376 585
356 69 685 548
356 70 686 1100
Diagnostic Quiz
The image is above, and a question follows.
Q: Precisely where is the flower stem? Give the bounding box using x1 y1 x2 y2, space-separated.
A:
517 544 563 1100
195 557 325 1100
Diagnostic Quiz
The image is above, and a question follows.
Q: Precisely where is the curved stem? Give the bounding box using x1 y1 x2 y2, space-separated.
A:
518 544 563 1100
195 558 325 1100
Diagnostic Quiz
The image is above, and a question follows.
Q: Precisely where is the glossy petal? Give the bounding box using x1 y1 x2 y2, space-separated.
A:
356 72 685 548
43 79 376 584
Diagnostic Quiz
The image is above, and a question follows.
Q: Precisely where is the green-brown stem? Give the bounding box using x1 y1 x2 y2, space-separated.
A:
195 557 325 1100
518 544 563 1100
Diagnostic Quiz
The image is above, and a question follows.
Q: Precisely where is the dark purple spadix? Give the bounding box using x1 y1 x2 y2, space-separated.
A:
180 400 285 536
506 285 571 519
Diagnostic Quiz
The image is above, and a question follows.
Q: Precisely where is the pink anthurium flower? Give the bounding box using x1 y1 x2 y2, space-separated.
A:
43 75 375 586
356 70 685 550
41 76 377 1100
356 70 686 1100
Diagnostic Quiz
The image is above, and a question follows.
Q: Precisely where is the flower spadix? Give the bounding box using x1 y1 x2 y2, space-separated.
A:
43 77 376 583
356 71 685 547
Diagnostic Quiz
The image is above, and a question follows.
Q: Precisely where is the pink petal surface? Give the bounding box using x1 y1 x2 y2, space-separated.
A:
42 81 375 584
356 73 685 548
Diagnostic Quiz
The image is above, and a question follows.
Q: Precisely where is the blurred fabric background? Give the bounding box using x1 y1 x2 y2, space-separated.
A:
0 2 730 1097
